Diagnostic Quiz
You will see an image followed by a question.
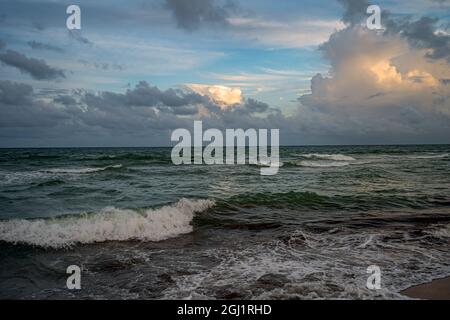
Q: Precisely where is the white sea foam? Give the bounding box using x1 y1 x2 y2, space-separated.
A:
0 165 123 186
0 171 48 186
0 198 215 248
301 154 356 161
409 154 449 160
297 160 351 168
44 164 123 174
292 153 356 167
162 227 450 300
255 161 283 168
427 224 450 239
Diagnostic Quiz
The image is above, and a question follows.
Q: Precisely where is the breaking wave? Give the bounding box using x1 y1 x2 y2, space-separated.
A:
296 160 350 168
281 153 357 168
44 164 123 174
162 219 450 300
300 154 356 161
427 224 450 239
408 153 449 159
0 198 215 249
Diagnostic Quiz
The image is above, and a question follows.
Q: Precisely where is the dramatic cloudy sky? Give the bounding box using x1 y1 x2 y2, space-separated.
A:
0 0 449 147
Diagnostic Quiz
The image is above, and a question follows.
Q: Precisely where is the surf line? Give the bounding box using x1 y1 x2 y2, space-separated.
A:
171 120 280 176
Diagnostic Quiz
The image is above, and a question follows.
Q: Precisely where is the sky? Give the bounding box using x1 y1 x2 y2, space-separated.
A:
0 0 449 147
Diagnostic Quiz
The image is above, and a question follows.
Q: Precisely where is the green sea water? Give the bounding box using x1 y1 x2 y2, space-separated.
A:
0 145 449 299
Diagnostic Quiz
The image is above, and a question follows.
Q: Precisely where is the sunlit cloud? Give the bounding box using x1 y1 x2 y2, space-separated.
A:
185 84 243 108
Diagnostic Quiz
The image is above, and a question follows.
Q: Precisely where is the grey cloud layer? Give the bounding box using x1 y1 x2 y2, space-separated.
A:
338 0 369 25
0 81 33 106
27 41 65 54
385 16 450 62
339 0 450 62
0 80 282 146
0 50 65 80
0 81 69 128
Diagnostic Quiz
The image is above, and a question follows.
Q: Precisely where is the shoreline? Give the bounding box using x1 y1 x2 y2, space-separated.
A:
401 277 450 300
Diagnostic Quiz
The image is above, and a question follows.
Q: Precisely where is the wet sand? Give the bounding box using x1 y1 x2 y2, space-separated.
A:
401 277 450 300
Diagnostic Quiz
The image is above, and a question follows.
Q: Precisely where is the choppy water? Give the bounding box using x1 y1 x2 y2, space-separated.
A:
0 145 449 299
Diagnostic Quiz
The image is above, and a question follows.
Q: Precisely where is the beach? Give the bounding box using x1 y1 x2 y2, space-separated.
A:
402 277 450 300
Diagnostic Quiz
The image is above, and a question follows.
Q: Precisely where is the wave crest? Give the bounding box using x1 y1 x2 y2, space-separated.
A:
44 164 123 174
427 224 450 239
301 154 356 161
0 198 215 249
296 160 350 168
409 154 449 160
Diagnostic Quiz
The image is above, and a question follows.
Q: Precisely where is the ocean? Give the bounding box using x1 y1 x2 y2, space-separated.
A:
0 145 449 299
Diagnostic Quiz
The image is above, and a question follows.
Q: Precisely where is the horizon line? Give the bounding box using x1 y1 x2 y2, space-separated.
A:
0 143 449 149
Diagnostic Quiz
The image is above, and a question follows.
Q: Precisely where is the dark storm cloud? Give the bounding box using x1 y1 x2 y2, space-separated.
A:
35 88 72 97
0 81 33 106
171 105 199 115
121 81 204 107
0 80 284 146
78 81 214 122
53 95 77 106
244 98 269 113
120 82 271 116
164 0 237 31
27 41 64 54
0 80 70 128
385 16 450 62
67 82 223 134
0 81 160 131
0 50 65 80
0 39 5 50
338 0 369 25
2 76 447 146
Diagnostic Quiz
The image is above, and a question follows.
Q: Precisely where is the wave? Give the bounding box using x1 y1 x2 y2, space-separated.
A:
0 198 215 249
284 154 356 168
93 153 172 163
296 160 350 168
0 171 46 186
427 224 450 239
253 161 283 168
44 164 123 174
221 191 450 211
298 154 356 161
162 216 450 300
409 153 449 159
0 164 123 186
4 153 63 161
